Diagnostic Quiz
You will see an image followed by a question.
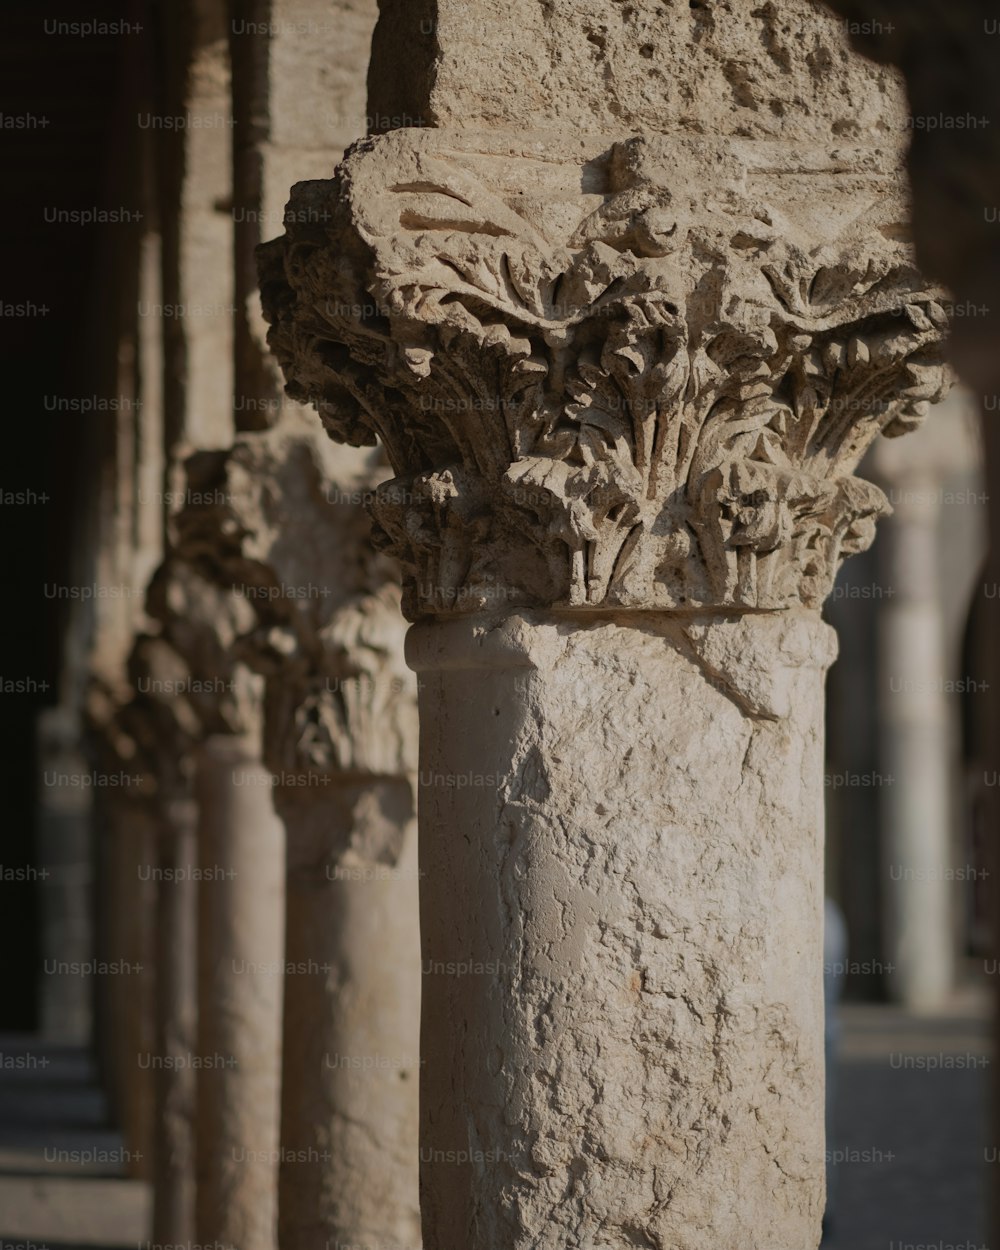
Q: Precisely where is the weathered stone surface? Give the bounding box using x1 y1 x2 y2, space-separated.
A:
412 609 836 1250
369 0 908 142
277 780 420 1250
262 128 949 619
257 6 953 1247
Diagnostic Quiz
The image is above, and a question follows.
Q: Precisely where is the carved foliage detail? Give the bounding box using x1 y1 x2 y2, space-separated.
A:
172 431 417 779
260 131 951 615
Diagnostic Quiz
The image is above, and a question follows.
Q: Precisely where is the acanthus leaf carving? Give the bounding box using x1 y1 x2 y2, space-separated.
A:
170 417 417 781
259 128 952 617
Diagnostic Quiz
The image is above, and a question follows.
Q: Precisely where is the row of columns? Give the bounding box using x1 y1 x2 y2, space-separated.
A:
818 12 1000 1234
44 2 971 1250
58 0 424 1245
259 2 952 1245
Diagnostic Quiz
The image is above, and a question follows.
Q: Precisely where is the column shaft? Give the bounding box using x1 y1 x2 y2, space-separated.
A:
410 611 835 1250
196 736 285 1249
877 479 954 1007
153 795 199 1243
277 783 421 1250
36 711 93 1045
105 796 157 1180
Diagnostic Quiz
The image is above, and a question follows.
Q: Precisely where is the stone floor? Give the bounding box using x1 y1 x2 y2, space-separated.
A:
0 1001 991 1250
823 996 992 1250
0 1036 149 1249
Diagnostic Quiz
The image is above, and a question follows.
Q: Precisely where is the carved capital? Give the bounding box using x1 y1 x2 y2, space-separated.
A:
172 420 417 780
260 128 950 618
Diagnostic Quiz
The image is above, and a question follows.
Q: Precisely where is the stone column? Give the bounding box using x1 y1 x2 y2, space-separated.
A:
86 688 158 1182
154 792 199 1241
211 2 416 1235
260 7 950 1244
871 419 966 1009
108 788 158 1180
174 417 421 1249
140 560 285 1249
36 708 93 1045
122 633 202 1246
275 770 420 1250
269 627 419 1250
411 609 839 1248
195 733 285 1250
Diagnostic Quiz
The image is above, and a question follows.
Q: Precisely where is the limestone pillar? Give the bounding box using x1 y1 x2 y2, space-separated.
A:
103 552 286 1246
174 419 421 1249
108 790 158 1180
36 708 93 1045
211 2 416 1235
411 610 839 1248
275 775 420 1250
140 560 285 1248
260 7 951 1242
120 640 198 1245
195 734 285 1250
121 633 202 1246
871 417 967 1009
817 5 1000 1236
154 792 199 1242
268 626 419 1250
85 686 158 1182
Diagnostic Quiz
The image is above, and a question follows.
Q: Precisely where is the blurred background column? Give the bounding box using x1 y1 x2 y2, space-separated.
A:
171 418 422 1248
35 708 93 1045
195 733 284 1250
223 1 421 1243
153 792 199 1241
871 406 973 1010
818 2 1000 1236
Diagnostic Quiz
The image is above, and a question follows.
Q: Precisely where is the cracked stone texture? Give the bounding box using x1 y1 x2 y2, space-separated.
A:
369 0 907 142
410 609 836 1250
261 128 948 622
255 2 949 1246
